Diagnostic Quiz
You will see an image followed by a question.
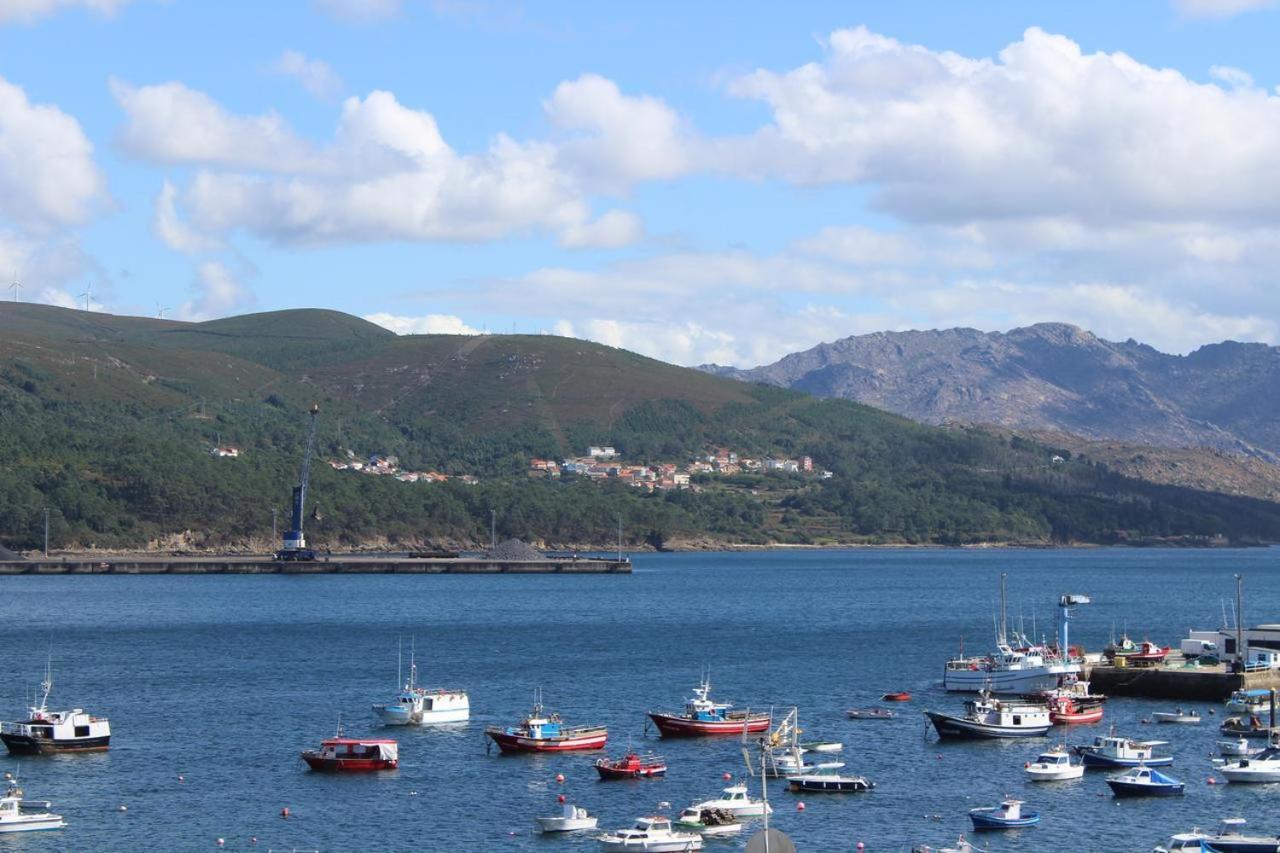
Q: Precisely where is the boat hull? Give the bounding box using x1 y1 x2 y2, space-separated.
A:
1221 768 1280 783
969 811 1039 830
0 733 110 755
944 665 1078 694
926 711 1050 740
486 729 607 753
1025 767 1084 781
787 776 874 793
535 817 598 833
301 753 397 772
595 764 666 779
1050 708 1103 725
598 839 703 852
647 712 770 737
1078 752 1173 768
374 706 469 726
1107 780 1184 797
0 816 67 833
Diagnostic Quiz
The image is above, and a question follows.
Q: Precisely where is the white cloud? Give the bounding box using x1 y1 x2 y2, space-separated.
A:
363 312 481 335
312 0 401 23
269 50 345 101
38 286 79 309
173 260 252 321
121 83 638 247
0 75 106 231
0 0 133 24
1210 64 1254 87
153 180 221 254
1174 0 1277 19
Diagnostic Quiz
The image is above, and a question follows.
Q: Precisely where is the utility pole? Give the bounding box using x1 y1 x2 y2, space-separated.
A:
272 507 278 542
617 515 623 561
490 509 497 551
43 507 49 557
1236 573 1245 669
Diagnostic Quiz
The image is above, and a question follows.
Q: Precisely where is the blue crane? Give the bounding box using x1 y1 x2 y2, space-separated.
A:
275 403 320 561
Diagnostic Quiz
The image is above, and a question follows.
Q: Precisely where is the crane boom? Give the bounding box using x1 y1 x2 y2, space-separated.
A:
277 404 319 561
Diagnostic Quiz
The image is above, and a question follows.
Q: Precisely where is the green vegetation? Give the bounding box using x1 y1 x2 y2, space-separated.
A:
2 303 1279 552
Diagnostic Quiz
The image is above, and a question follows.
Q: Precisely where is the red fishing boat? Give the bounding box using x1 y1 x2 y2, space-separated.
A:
647 675 770 737
301 736 398 772
485 691 608 754
1047 695 1104 725
1105 635 1170 664
881 691 912 702
594 751 667 779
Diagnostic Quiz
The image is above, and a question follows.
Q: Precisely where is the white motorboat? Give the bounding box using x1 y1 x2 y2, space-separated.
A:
925 692 1052 739
787 771 874 792
1155 817 1280 852
689 784 771 818
912 837 988 853
1218 737 1264 757
372 640 469 725
1 660 110 754
799 740 843 753
1152 708 1201 724
674 807 742 838
1226 688 1273 715
1220 744 1280 784
597 815 703 851
1024 746 1084 781
536 801 598 833
1075 730 1172 767
943 576 1086 694
0 774 65 834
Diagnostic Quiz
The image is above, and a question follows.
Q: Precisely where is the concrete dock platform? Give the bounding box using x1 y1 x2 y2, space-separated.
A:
0 555 631 575
1088 662 1280 701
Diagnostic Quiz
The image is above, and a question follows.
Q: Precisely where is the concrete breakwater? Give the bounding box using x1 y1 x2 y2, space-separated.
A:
1088 661 1280 701
0 555 631 575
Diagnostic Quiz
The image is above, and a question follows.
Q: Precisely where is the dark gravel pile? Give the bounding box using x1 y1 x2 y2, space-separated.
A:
484 539 545 561
0 544 25 560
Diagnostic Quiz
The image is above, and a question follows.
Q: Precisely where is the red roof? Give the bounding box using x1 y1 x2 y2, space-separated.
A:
322 738 398 745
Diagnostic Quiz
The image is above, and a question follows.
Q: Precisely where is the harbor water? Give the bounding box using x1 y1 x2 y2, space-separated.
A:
1 547 1279 851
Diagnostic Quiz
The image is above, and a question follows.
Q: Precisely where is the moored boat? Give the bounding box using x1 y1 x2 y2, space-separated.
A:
800 740 843 753
1154 817 1280 853
535 801 598 833
689 783 771 818
595 751 667 779
675 807 742 838
0 662 110 755
485 690 607 754
0 774 66 834
1220 744 1280 783
1221 715 1280 740
1107 766 1185 797
1218 737 1263 758
912 836 989 853
1075 730 1172 767
1227 688 1274 715
371 639 469 726
301 734 398 772
1105 635 1170 665
787 771 874 793
1024 746 1084 781
1047 695 1103 725
1152 708 1201 724
925 692 1051 739
882 691 912 702
597 815 704 851
647 675 769 737
847 707 895 720
968 799 1039 830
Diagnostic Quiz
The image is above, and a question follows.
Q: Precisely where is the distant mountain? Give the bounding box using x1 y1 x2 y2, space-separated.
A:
702 323 1280 460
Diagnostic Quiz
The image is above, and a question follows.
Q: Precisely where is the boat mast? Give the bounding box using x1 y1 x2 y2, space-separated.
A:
397 636 403 690
999 572 1008 646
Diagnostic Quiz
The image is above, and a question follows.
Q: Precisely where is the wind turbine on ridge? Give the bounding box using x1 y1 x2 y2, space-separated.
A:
8 271 20 302
79 281 93 312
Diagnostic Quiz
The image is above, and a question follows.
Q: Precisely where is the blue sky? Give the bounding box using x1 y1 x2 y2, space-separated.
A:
2 0 1280 365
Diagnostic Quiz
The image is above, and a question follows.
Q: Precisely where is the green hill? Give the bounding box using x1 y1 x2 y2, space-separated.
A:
3 302 1280 552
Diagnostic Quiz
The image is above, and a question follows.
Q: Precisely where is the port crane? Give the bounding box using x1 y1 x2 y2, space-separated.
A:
275 403 320 561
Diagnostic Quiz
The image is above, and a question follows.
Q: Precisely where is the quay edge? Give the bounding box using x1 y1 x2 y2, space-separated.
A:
1087 662 1280 702
0 556 631 575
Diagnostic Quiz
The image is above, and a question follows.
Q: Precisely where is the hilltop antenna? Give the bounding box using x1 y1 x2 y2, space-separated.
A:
8 271 20 303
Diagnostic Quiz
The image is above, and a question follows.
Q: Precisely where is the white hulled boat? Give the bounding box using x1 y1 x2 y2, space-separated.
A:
1155 817 1280 852
0 774 66 833
535 801 597 833
943 577 1087 694
689 784 771 818
0 661 110 755
1221 744 1280 783
597 815 703 851
1024 745 1084 781
925 692 1051 739
371 640 469 726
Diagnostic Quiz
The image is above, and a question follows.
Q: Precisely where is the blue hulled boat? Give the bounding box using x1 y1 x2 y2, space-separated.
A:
968 799 1039 830
1074 731 1172 767
1106 765 1185 797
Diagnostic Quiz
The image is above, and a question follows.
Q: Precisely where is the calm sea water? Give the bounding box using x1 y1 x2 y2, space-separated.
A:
2 547 1279 852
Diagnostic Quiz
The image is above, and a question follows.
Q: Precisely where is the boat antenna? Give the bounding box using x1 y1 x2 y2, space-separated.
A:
409 636 418 691
335 711 343 738
37 647 52 712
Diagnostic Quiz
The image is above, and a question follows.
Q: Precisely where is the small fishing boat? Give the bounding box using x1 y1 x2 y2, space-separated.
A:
1220 715 1280 740
371 639 469 726
1106 765 1185 797
1152 708 1201 724
925 692 1052 739
1220 744 1280 783
1218 737 1263 758
535 801 598 833
1024 746 1084 781
689 784 771 818
882 691 912 702
911 836 989 853
0 662 110 755
485 690 607 753
968 799 1039 831
595 751 667 780
1155 817 1280 852
301 732 398 772
1047 695 1103 725
1226 688 1273 716
0 774 66 834
1105 635 1170 664
674 807 742 838
1074 730 1172 767
846 707 895 720
597 815 704 851
799 740 843 753
787 771 874 793
646 674 770 737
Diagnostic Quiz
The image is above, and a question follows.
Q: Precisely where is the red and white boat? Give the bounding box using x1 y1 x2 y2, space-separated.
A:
647 676 770 737
301 733 398 772
485 691 607 754
1047 695 1104 725
595 750 667 779
1105 635 1170 664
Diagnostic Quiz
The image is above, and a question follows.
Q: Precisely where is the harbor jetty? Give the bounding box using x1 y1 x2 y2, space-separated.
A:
1087 660 1280 702
0 554 631 575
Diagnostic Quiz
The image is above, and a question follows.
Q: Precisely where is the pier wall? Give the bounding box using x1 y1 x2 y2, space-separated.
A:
1088 663 1280 701
0 556 631 575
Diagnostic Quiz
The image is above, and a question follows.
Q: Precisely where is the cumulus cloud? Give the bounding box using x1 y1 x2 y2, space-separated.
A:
0 0 133 24
174 260 252 321
117 82 640 247
0 74 106 231
153 181 221 254
1174 0 1277 18
363 312 481 335
269 50 345 101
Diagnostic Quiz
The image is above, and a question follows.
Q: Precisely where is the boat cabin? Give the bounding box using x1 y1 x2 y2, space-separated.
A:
1085 734 1166 760
315 738 398 762
685 680 732 721
617 816 674 839
2 708 108 743
1034 751 1072 767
